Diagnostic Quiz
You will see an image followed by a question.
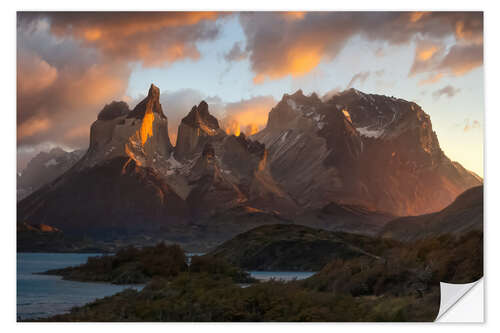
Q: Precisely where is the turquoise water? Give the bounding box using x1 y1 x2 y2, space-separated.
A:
17 253 144 320
17 253 316 320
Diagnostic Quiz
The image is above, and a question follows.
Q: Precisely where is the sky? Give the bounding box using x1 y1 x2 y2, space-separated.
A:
17 12 484 176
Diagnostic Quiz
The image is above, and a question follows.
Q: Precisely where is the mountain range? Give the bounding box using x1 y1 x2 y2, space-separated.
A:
17 84 482 243
17 147 85 200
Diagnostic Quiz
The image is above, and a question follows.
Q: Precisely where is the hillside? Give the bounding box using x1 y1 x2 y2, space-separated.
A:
208 224 398 271
380 185 483 241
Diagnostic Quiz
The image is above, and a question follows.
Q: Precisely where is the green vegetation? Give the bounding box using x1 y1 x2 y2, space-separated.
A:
38 273 438 322
41 243 254 285
303 230 483 296
42 243 187 284
34 228 482 322
208 224 401 271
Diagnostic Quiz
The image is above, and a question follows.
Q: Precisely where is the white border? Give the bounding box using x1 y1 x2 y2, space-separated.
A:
3 0 499 331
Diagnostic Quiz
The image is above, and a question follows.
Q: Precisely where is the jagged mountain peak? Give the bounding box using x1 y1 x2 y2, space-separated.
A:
182 100 220 130
83 83 172 168
128 83 166 120
251 87 481 216
175 101 225 159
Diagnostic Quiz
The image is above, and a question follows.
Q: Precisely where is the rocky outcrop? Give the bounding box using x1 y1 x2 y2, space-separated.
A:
17 84 482 244
252 89 482 216
97 101 129 121
18 85 187 236
174 101 225 160
17 84 286 239
83 83 173 169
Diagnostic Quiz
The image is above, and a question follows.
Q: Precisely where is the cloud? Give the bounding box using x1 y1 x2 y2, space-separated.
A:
224 42 248 62
221 96 277 136
346 71 371 89
238 12 483 83
432 85 461 100
17 21 131 149
21 12 223 67
137 88 275 142
437 43 483 76
157 89 224 144
410 39 482 84
17 52 58 95
17 12 227 165
409 39 446 76
463 119 481 132
321 86 342 101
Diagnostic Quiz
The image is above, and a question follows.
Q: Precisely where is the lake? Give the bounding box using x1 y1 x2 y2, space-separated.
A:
17 253 144 320
17 253 316 320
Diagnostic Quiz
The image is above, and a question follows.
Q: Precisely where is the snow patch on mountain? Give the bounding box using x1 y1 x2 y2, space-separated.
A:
44 158 58 167
356 126 384 138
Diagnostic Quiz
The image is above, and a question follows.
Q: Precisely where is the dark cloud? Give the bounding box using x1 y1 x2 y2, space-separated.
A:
432 85 461 100
238 12 483 83
437 43 483 75
17 21 131 149
19 12 223 67
17 12 227 166
410 37 482 85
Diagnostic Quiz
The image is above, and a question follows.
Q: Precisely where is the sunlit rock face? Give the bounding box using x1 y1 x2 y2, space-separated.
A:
252 88 482 216
17 84 482 241
83 84 173 169
326 89 482 215
17 84 187 236
17 87 292 237
174 101 226 160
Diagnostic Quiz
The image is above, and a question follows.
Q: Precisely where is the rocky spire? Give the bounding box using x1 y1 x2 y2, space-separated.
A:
127 84 166 119
175 101 225 159
85 83 172 168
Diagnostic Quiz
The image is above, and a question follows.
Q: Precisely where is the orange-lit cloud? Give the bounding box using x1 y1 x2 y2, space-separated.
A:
220 96 276 136
409 12 430 23
283 12 306 20
438 44 483 76
239 12 483 82
417 46 439 61
411 38 482 84
17 18 132 150
18 117 51 139
36 12 223 67
409 39 445 77
419 73 444 86
17 11 224 158
17 53 58 95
